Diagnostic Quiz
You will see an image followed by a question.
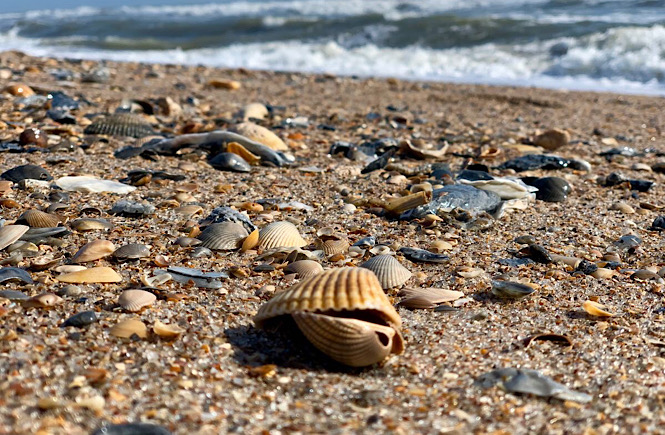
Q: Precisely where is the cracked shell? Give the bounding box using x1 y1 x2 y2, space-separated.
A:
360 255 412 289
118 289 156 312
197 222 248 250
258 221 307 249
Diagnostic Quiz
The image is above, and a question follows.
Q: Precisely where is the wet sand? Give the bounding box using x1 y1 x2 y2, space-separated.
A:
0 51 665 434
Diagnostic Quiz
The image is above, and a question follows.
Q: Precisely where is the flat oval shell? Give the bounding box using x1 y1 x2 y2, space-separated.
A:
0 267 33 284
233 122 287 151
292 311 401 367
113 243 151 260
283 260 324 279
0 225 29 250
23 293 63 308
241 102 269 121
255 267 401 328
57 266 122 283
198 222 248 250
360 255 412 289
398 287 464 309
491 280 536 299
118 289 156 311
258 221 307 249
15 209 62 228
110 318 148 338
70 218 113 232
71 240 116 263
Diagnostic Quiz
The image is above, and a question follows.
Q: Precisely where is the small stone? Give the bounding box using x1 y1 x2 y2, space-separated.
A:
533 129 570 151
610 202 635 214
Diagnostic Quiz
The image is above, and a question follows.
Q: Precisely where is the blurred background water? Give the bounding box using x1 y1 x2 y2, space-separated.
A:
2 0 665 95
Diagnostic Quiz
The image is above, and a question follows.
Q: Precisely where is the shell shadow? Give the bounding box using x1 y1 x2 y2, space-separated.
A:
223 322 368 374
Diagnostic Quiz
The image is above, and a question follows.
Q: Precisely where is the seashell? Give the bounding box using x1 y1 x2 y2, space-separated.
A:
398 247 449 264
360 255 412 289
533 128 570 151
62 311 98 328
174 205 203 216
609 201 635 214
523 333 572 349
0 267 33 284
227 141 261 165
208 78 241 90
283 260 324 279
398 287 464 309
84 113 155 138
20 227 70 244
582 300 614 317
631 269 662 282
4 83 35 96
352 236 376 249
549 254 581 268
110 318 148 339
118 289 156 312
528 177 571 202
292 311 401 367
399 139 448 159
70 218 113 232
491 280 535 299
141 272 172 288
71 240 116 263
0 225 29 250
0 289 29 300
314 234 349 256
233 122 287 151
591 268 616 279
383 191 432 215
258 221 307 249
208 152 251 172
54 265 87 274
1 164 52 183
23 293 63 308
153 320 184 338
57 266 122 283
6 241 38 256
56 176 136 194
113 243 151 260
200 206 256 232
197 222 248 250
109 200 155 217
166 266 228 289
240 102 269 121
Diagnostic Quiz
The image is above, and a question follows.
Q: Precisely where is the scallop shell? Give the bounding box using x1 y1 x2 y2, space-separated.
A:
233 122 287 151
292 311 402 367
70 218 113 232
255 267 401 328
153 320 184 338
56 266 122 283
113 243 151 260
360 255 412 289
71 240 116 263
198 222 248 250
582 300 615 317
314 234 349 256
15 210 62 228
0 225 29 250
258 221 307 249
283 260 324 279
118 289 156 312
110 318 148 338
84 113 155 138
398 287 464 309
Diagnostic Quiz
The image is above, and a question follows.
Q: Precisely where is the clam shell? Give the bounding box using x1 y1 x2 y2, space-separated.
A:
84 113 155 138
283 260 324 279
23 293 63 308
70 218 113 232
258 221 307 249
71 240 116 263
582 300 615 317
242 229 260 252
360 255 412 289
0 225 29 250
57 266 122 283
118 289 156 312
398 287 464 309
110 318 148 338
233 122 287 151
491 280 536 299
1 164 52 183
314 236 349 256
292 311 402 367
153 320 184 338
208 152 251 173
198 222 248 250
15 209 62 228
255 267 401 328
240 102 269 121
113 243 151 260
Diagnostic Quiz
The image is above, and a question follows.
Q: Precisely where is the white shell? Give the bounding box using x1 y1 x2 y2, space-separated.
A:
258 221 307 249
0 225 29 250
55 176 136 194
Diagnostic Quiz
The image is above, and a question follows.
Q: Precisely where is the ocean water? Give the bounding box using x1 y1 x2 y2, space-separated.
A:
1 0 665 95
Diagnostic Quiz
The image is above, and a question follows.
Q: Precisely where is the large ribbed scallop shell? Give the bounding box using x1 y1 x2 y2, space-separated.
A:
258 221 306 249
84 113 155 138
71 240 116 263
360 255 412 289
233 122 287 151
198 222 248 250
15 209 62 228
0 225 29 250
255 267 401 327
283 260 324 279
118 289 156 312
292 311 402 367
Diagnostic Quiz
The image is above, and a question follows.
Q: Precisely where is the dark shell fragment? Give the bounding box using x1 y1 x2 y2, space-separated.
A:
84 113 155 138
208 152 251 172
0 267 33 284
401 185 501 220
398 247 449 264
1 164 52 183
91 423 172 435
496 154 582 172
199 206 256 232
109 200 156 217
62 311 98 328
524 176 571 202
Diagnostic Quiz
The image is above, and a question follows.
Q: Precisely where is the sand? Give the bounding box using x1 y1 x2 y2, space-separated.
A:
0 50 665 434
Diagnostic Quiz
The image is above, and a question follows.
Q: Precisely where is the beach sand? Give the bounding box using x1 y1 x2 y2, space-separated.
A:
0 51 664 434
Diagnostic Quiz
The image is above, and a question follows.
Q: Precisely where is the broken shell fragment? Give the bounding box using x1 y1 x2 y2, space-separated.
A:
383 191 432 215
84 113 155 138
23 293 63 308
258 221 307 249
314 233 349 256
398 287 464 309
241 229 260 252
198 222 248 250
360 255 412 289
582 300 615 317
283 260 324 279
227 141 261 165
153 320 184 338
491 280 535 299
15 209 63 228
166 266 228 289
70 218 113 232
0 225 29 250
118 289 156 312
71 240 116 263
110 318 148 339
57 266 122 283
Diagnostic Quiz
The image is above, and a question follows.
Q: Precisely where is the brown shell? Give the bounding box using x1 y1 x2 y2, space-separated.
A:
15 209 62 228
255 267 401 328
315 234 350 256
360 255 412 289
198 222 248 250
258 221 307 249
22 293 63 308
233 122 288 151
110 318 148 338
71 240 116 263
582 300 615 317
283 260 324 279
292 311 403 367
84 113 155 138
118 289 156 312
56 266 122 283
0 225 29 250
70 218 113 232
153 320 184 338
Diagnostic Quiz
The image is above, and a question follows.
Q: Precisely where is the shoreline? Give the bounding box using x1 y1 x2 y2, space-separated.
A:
1 51 665 434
